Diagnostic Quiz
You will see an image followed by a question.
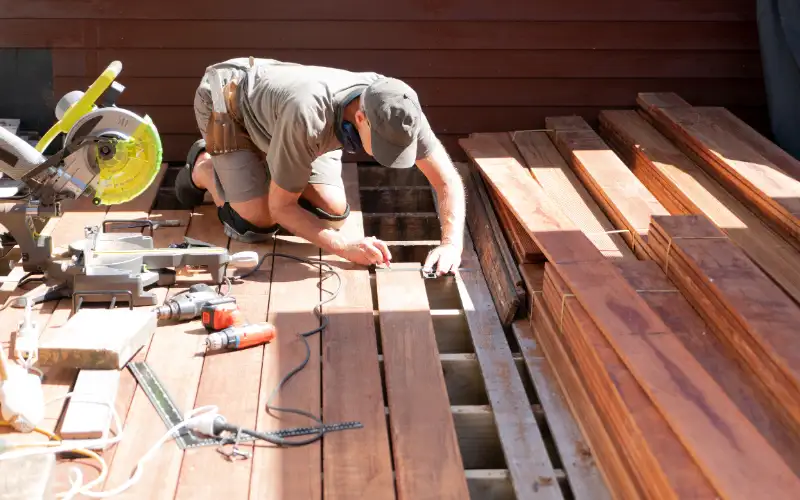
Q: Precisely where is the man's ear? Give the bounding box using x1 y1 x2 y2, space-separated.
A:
354 108 367 126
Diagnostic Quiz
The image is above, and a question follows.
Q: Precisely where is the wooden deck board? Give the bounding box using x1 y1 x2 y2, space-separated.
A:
99 210 198 499
321 164 395 499
455 228 562 499
173 204 263 500
0 160 584 499
376 263 470 499
252 235 322 499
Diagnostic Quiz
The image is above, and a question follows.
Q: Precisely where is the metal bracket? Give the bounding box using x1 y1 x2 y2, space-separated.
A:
72 290 134 313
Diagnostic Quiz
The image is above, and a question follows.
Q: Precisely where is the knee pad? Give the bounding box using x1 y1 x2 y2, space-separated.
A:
217 203 279 243
298 197 350 222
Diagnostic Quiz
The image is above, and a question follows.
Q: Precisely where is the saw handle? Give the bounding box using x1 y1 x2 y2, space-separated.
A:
36 60 123 153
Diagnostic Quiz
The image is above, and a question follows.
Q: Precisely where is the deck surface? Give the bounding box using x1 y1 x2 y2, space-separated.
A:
0 163 599 500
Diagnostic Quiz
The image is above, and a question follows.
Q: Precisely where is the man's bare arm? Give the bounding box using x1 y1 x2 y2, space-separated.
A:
268 181 391 266
415 143 466 273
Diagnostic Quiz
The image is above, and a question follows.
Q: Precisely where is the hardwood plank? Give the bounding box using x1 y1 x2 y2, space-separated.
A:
480 133 544 263
638 92 800 249
510 320 611 500
459 134 607 264
598 109 800 306
531 296 642 499
698 106 800 181
542 269 716 498
614 259 800 474
0 4 756 22
321 164 394 500
458 161 525 326
647 214 800 437
455 233 562 499
545 116 668 258
457 132 800 494
546 260 800 498
173 204 263 500
376 263 469 499
508 130 634 260
250 233 321 498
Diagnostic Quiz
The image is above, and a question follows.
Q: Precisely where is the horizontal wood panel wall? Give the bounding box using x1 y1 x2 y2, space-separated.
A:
0 0 766 163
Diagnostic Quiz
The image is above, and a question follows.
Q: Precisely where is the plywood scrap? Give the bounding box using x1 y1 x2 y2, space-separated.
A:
545 115 668 258
508 129 634 260
599 109 800 306
458 161 525 326
647 214 800 437
638 92 800 250
58 369 121 440
37 308 156 369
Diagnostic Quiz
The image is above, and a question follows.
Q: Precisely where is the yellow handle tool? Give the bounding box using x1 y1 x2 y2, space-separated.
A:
36 61 123 153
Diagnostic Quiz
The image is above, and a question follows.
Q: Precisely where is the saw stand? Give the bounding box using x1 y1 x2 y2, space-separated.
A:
0 215 232 310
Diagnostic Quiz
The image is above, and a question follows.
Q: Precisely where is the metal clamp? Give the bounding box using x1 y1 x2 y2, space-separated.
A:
72 290 134 313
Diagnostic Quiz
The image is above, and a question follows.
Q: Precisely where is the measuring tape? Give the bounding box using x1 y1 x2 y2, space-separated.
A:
127 361 361 449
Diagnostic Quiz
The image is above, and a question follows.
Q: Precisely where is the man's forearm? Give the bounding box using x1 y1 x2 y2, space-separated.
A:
434 170 466 248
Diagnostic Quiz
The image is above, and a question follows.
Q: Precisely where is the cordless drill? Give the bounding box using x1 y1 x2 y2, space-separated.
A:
154 284 235 322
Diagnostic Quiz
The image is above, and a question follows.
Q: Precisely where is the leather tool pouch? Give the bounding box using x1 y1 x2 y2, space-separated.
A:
205 81 257 155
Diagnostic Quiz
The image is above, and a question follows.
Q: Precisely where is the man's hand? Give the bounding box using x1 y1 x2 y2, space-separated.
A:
416 143 466 276
423 243 462 276
338 236 392 266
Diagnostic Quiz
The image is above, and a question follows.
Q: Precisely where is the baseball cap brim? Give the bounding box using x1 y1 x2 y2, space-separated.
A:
371 129 418 169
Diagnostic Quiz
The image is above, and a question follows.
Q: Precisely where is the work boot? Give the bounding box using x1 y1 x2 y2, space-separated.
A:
217 203 281 243
174 139 208 209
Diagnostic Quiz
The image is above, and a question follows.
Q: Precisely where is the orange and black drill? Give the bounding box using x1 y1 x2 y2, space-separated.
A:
201 299 246 331
200 299 277 352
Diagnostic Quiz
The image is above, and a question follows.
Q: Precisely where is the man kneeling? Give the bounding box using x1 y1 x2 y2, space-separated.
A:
175 57 465 274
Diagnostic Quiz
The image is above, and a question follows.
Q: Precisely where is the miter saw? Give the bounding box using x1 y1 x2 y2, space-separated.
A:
0 61 245 309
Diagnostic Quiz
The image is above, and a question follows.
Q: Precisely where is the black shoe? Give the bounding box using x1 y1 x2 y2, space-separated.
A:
217 203 281 243
174 139 207 208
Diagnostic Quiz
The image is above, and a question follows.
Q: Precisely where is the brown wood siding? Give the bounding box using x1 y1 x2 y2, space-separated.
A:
0 1 765 163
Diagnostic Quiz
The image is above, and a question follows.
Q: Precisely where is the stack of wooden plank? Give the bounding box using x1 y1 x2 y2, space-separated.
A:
458 92 800 498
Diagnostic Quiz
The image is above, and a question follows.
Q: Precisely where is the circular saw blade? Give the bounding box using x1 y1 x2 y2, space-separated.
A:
65 108 163 206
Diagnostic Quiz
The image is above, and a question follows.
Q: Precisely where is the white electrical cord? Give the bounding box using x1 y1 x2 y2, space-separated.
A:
0 385 218 499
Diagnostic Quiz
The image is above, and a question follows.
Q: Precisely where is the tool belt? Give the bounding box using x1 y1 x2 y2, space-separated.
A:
205 80 259 155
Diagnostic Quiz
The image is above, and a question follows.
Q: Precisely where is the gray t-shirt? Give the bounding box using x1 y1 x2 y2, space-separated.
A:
206 58 438 193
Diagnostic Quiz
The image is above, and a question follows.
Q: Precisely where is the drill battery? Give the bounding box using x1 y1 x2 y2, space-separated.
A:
201 298 246 331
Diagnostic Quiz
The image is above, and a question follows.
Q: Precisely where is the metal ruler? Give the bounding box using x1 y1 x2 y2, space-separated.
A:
128 361 362 449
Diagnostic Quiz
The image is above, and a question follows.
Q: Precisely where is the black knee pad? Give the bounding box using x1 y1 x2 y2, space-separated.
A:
217 203 280 243
298 197 350 221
